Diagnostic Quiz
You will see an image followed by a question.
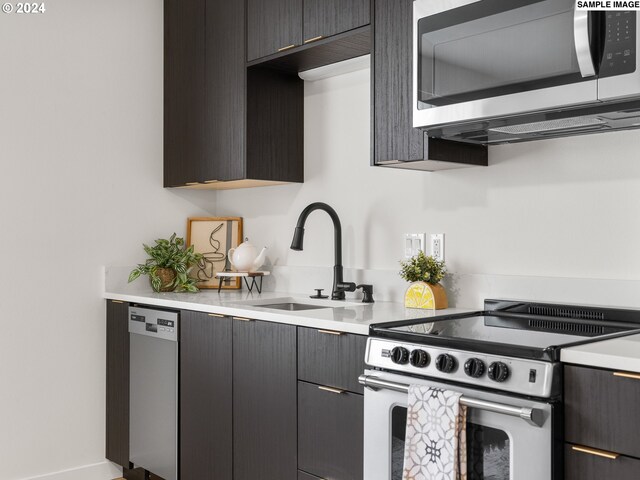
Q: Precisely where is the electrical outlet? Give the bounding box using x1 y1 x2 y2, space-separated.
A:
430 233 445 261
403 233 426 258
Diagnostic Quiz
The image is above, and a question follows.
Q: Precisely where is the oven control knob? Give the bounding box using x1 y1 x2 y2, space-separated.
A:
435 354 456 373
488 362 510 383
409 349 430 368
464 358 485 378
391 346 410 365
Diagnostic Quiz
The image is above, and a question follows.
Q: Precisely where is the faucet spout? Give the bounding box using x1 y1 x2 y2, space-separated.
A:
290 202 346 300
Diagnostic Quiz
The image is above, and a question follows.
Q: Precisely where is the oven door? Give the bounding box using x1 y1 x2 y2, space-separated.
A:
413 0 599 130
362 370 557 480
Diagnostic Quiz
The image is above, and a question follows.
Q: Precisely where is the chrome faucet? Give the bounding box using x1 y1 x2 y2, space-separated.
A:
290 202 356 300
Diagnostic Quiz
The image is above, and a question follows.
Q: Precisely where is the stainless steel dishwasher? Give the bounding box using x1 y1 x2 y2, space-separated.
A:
129 306 179 480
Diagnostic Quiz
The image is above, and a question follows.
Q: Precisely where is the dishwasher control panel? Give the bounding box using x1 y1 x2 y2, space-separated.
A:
129 306 179 342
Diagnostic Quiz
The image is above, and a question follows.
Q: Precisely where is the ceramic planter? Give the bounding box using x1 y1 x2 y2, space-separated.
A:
404 281 448 310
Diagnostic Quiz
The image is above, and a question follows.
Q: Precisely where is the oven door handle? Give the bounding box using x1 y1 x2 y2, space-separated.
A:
359 374 545 428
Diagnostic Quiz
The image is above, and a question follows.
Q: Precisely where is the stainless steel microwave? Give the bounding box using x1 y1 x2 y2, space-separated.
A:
413 0 640 144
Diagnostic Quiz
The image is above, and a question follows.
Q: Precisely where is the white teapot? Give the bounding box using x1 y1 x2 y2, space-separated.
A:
227 238 268 272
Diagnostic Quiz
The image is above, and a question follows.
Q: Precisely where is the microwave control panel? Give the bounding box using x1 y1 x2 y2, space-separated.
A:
600 11 636 78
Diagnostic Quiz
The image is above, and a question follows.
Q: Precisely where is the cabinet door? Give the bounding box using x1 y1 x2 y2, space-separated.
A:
180 311 232 480
164 0 206 186
233 318 297 480
303 0 370 43
204 0 246 182
565 444 640 480
247 0 303 61
298 381 364 480
372 0 423 164
106 300 130 468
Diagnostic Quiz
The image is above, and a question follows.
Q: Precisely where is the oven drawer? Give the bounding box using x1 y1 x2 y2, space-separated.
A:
298 381 363 480
565 444 640 480
565 365 640 458
297 327 366 393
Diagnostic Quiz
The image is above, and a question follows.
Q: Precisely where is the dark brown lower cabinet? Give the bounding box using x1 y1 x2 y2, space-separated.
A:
233 318 297 480
565 365 640 458
180 311 232 480
106 299 130 468
298 381 364 480
565 444 640 480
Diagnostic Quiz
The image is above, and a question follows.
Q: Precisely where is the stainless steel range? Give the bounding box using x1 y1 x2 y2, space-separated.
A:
361 299 640 480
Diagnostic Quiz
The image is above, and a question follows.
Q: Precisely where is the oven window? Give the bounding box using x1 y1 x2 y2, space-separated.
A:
391 406 510 480
418 0 585 108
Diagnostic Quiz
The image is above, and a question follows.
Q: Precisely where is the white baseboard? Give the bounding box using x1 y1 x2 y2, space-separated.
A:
22 461 122 480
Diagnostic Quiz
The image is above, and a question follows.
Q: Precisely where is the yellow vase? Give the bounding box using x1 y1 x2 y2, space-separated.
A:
404 282 448 310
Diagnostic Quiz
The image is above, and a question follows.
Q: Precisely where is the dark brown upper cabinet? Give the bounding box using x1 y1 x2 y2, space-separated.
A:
247 0 303 62
371 0 487 171
303 0 370 44
247 0 371 67
164 0 304 189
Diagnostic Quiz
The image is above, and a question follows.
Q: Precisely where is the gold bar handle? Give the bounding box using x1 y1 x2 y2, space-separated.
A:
111 300 124 304
318 385 345 394
277 44 296 52
613 371 640 380
208 313 225 318
304 35 324 44
233 316 253 322
185 182 200 186
317 329 342 336
572 445 619 460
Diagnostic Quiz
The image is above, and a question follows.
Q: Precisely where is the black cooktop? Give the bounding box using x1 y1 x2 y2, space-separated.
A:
371 299 640 361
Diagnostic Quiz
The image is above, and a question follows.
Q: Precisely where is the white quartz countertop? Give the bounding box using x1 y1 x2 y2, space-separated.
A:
561 333 640 372
104 288 473 335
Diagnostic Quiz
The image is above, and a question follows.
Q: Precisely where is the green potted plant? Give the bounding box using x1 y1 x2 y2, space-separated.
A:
399 251 448 309
128 233 203 293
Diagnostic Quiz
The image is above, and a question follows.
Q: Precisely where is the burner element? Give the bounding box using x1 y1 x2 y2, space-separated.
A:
435 353 456 373
409 349 430 368
390 346 409 365
464 358 486 378
488 362 510 383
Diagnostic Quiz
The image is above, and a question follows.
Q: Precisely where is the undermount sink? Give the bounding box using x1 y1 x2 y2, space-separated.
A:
230 296 364 310
259 302 330 311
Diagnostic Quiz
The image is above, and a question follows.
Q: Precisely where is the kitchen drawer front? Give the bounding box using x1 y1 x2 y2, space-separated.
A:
565 365 640 458
298 381 363 480
298 470 323 480
298 327 366 393
565 444 640 480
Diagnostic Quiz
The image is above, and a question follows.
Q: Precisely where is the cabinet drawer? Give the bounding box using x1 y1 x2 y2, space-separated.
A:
565 444 640 480
298 327 366 393
298 381 363 480
565 365 640 458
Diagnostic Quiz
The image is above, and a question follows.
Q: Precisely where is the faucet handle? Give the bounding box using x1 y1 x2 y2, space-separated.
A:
356 284 375 303
310 288 329 299
336 282 356 292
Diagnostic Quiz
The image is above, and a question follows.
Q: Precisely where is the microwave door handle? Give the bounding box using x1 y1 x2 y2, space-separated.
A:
574 9 596 77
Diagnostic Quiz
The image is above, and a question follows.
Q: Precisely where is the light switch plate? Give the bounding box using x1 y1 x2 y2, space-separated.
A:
404 233 426 258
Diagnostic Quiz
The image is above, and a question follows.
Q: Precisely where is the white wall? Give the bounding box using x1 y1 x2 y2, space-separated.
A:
217 68 640 289
0 2 215 479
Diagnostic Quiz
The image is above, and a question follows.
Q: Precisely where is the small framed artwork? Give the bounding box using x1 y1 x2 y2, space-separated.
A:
187 217 243 289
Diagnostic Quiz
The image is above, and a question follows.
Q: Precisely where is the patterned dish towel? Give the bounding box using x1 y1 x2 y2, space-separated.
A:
402 386 468 480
